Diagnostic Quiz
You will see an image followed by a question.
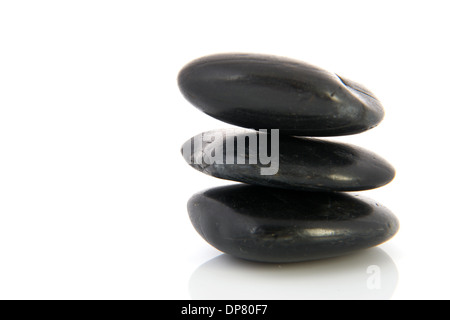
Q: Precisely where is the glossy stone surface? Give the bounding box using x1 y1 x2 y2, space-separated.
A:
181 129 395 192
178 53 384 136
188 185 399 263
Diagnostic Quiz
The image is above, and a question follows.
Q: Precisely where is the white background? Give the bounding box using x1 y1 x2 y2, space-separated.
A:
0 0 448 300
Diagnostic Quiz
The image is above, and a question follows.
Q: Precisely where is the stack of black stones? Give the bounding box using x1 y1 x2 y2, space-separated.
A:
179 53 399 263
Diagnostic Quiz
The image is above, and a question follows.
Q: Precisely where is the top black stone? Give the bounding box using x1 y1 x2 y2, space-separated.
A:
178 53 385 136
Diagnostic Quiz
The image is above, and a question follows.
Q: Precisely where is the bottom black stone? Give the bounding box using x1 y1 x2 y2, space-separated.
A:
188 185 399 263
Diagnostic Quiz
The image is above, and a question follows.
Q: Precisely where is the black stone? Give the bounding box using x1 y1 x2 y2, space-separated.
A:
188 185 399 263
178 53 384 137
181 129 395 192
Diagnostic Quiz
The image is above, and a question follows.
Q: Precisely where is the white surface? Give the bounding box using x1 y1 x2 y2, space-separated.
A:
0 0 448 300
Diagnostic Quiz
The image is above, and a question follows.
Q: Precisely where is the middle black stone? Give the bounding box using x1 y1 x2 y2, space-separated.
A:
182 129 395 192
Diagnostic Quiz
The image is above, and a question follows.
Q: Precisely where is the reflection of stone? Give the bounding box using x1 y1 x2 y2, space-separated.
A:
189 248 398 300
